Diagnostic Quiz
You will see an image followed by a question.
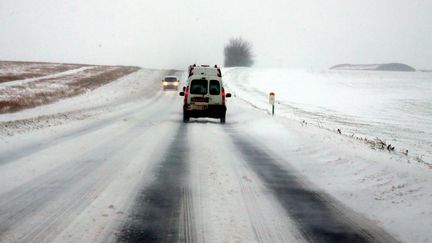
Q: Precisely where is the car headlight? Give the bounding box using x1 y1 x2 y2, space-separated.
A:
163 81 168 85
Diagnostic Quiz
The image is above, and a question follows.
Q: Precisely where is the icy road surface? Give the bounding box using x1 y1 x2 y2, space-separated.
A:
0 69 430 242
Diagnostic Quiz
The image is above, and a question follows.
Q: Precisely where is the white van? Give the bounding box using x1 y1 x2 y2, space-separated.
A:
179 65 231 123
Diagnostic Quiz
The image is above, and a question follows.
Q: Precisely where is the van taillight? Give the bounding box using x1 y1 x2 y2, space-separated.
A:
222 87 225 105
184 87 189 103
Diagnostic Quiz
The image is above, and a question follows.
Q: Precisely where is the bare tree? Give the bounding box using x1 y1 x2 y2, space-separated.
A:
224 37 254 67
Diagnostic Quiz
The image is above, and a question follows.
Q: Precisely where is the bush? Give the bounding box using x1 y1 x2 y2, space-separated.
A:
224 37 254 67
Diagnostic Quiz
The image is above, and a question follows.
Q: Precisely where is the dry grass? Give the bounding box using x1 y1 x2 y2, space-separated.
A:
0 61 87 83
0 61 139 113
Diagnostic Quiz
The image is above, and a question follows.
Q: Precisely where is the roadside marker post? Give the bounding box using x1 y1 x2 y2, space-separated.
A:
269 92 275 116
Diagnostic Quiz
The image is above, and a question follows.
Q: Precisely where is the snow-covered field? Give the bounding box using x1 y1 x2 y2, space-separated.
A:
223 68 432 165
0 66 431 242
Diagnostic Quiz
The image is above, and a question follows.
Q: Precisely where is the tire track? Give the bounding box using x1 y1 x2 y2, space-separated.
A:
227 128 397 243
0 92 163 166
186 124 303 242
230 163 298 243
179 187 196 243
118 124 194 242
0 119 154 242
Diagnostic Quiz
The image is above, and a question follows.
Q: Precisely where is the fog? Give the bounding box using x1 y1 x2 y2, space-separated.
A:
1 0 431 70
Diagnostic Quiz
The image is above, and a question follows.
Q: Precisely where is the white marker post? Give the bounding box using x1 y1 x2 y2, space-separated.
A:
269 92 275 116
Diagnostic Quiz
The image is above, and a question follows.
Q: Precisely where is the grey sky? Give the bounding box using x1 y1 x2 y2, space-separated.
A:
1 0 431 69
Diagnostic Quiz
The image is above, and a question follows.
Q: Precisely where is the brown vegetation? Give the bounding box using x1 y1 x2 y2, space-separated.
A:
0 61 87 83
0 62 139 113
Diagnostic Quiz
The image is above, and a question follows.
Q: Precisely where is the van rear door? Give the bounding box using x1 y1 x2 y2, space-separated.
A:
189 79 209 109
208 79 222 105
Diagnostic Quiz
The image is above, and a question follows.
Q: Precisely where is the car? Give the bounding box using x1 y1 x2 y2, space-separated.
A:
179 65 231 123
162 76 180 90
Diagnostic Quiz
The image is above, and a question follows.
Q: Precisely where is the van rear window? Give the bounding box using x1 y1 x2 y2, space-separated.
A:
190 79 208 94
209 80 220 95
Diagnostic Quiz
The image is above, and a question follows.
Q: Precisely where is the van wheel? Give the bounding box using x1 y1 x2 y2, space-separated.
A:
220 115 226 124
183 112 189 123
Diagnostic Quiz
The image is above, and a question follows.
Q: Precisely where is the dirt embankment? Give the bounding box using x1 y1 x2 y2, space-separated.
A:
0 61 89 83
0 61 140 113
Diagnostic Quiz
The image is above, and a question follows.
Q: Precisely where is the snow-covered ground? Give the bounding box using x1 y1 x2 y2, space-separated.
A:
223 68 432 165
0 62 86 83
0 67 431 242
222 68 432 242
0 62 139 114
0 66 95 88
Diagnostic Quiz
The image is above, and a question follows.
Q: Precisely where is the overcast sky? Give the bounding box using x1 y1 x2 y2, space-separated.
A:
0 0 431 70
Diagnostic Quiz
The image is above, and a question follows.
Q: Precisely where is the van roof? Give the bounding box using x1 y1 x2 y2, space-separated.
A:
188 65 222 77
191 67 218 76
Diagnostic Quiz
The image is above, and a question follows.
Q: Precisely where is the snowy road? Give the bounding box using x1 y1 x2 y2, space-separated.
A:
0 84 397 242
116 93 395 243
